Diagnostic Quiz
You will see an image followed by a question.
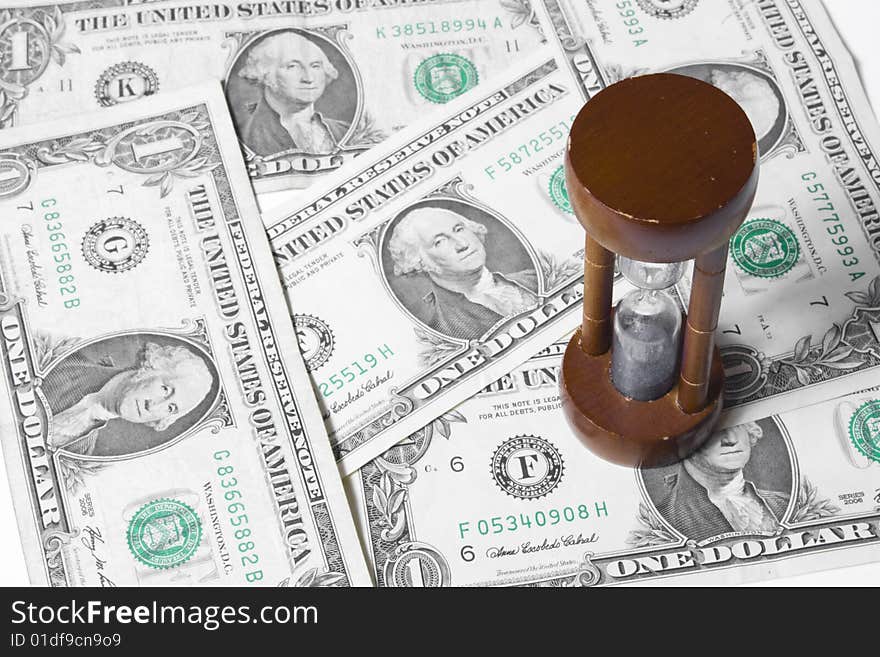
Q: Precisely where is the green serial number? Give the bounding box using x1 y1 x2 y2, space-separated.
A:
213 450 264 584
457 502 609 539
484 115 576 180
376 17 505 39
617 1 648 47
802 171 866 282
318 343 394 398
42 198 81 310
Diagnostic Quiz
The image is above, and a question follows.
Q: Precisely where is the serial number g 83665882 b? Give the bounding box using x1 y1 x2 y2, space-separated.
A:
41 198 82 310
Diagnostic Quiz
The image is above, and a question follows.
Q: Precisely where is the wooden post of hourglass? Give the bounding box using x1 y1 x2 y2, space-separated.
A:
678 245 729 413
581 234 615 356
560 73 760 468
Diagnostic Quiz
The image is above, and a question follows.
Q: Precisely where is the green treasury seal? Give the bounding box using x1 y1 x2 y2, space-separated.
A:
848 400 880 463
548 165 572 214
730 218 799 279
414 54 478 104
127 498 202 569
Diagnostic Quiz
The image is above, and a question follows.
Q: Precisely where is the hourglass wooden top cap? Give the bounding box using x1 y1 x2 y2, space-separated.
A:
565 73 759 262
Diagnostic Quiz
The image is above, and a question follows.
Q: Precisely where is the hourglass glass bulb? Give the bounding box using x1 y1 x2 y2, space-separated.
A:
611 258 685 401
618 257 686 290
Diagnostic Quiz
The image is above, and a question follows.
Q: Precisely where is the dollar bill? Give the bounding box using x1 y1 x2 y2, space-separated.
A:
0 0 543 194
264 49 593 475
535 0 880 428
264 0 880 476
347 339 880 586
0 82 371 586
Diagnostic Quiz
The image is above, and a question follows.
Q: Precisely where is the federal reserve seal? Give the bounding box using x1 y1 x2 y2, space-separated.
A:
126 498 202 570
95 62 159 107
383 541 451 587
548 165 572 214
636 0 699 19
730 218 799 279
491 435 564 500
848 400 880 464
293 314 334 371
414 53 478 104
82 217 149 273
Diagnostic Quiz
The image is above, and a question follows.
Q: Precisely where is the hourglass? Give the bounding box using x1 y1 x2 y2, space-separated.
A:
560 73 759 468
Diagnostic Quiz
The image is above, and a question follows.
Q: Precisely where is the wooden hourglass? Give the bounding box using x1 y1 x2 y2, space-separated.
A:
560 73 759 468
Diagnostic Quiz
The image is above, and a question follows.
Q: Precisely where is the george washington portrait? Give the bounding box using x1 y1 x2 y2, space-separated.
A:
42 334 220 458
381 200 540 341
644 419 793 542
226 29 358 157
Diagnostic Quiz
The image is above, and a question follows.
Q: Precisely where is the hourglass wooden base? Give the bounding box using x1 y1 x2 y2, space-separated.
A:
561 72 758 468
560 328 724 468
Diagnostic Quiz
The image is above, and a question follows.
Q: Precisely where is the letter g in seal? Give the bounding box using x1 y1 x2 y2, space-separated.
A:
82 217 149 274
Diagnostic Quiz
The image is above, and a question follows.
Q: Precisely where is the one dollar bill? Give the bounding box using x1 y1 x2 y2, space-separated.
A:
0 82 371 586
348 340 880 586
0 0 543 193
264 0 880 476
536 0 880 428
264 49 591 475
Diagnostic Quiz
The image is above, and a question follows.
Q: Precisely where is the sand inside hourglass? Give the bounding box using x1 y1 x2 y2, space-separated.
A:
610 258 685 401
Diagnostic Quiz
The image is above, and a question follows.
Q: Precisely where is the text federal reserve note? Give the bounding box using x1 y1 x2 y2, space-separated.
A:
265 0 880 473
0 0 543 193
0 82 371 586
535 0 880 427
348 340 880 586
264 50 595 475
